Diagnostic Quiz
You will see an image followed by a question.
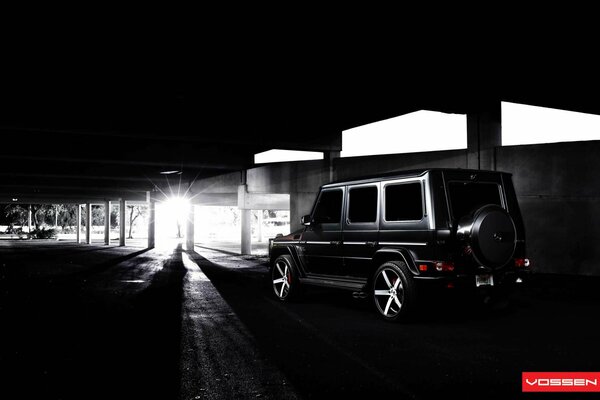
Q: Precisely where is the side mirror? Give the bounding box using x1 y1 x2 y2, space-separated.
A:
301 215 312 226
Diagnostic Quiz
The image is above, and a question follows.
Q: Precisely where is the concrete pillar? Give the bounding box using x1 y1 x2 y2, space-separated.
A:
324 150 340 182
257 210 263 242
186 203 195 251
241 208 251 255
86 203 92 244
28 204 32 233
104 200 111 245
119 198 126 246
238 179 252 255
147 192 155 249
466 100 501 171
76 204 81 243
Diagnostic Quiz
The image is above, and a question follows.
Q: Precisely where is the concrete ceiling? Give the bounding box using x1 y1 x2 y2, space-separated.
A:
1 39 599 203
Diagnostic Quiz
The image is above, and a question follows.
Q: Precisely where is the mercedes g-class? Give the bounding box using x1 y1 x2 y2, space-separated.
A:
269 168 530 321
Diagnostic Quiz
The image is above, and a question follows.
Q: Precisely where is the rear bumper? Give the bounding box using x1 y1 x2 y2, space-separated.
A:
414 269 530 290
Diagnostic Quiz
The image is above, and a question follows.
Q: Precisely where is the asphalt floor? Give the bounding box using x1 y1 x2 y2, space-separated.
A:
1 239 600 399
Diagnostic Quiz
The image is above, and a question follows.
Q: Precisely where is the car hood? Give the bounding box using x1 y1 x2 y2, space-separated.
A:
273 228 303 242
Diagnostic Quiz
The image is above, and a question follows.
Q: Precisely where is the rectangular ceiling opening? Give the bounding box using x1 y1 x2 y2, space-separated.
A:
341 110 467 158
254 149 324 164
502 101 600 146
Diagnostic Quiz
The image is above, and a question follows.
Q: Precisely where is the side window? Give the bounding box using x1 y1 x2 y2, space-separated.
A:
385 182 423 221
313 189 343 224
348 186 378 223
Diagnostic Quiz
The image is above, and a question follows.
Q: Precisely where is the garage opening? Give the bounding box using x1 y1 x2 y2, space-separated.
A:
0 202 148 246
155 197 190 247
195 207 290 255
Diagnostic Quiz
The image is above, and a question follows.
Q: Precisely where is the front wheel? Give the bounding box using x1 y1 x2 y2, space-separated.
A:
271 255 301 301
373 261 417 322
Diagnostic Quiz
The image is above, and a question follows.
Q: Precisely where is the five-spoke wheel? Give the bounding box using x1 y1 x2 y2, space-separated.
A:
373 261 416 321
271 255 300 301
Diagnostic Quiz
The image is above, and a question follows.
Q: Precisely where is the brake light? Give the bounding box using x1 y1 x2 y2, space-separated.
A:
419 264 428 272
514 258 530 268
435 261 455 272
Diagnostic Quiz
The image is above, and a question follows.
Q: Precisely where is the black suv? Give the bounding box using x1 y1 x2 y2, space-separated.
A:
269 168 530 321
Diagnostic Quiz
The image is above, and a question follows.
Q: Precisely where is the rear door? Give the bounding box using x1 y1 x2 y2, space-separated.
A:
342 182 380 278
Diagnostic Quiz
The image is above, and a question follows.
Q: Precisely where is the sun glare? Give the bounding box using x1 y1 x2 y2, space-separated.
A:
156 196 191 240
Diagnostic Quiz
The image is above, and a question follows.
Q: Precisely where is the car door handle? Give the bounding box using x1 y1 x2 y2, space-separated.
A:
365 241 377 247
330 241 342 246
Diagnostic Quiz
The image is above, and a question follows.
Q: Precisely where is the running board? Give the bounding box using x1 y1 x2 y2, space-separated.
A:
300 276 367 291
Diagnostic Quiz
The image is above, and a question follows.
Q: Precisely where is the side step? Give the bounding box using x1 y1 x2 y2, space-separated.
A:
300 276 366 291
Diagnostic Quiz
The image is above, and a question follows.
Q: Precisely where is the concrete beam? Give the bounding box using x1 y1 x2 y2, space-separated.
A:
466 100 501 170
119 199 126 246
237 185 289 210
86 203 92 244
0 192 147 204
190 193 238 207
104 200 111 245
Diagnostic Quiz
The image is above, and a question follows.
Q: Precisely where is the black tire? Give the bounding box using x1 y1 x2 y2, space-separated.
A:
372 261 417 322
271 255 302 302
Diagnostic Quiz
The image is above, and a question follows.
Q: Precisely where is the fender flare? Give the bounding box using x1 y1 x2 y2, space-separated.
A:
372 247 419 275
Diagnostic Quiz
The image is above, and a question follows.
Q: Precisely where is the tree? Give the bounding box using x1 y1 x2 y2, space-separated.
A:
53 204 66 227
30 204 55 230
56 204 82 230
4 204 28 227
127 205 146 239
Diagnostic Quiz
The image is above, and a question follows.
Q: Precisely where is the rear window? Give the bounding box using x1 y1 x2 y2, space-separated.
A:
385 182 423 221
448 182 502 219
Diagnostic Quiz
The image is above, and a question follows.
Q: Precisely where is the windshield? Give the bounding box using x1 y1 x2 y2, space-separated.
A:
448 182 503 219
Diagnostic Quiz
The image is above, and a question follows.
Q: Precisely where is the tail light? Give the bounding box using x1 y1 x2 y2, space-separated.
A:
514 258 530 268
435 261 455 272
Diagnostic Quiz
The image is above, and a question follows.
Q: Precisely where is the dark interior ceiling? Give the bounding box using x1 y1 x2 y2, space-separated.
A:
2 38 599 203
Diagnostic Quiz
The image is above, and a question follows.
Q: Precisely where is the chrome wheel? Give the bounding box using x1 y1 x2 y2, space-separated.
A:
272 258 292 300
374 267 404 318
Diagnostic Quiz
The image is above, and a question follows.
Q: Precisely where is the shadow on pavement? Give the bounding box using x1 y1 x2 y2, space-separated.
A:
0 244 187 400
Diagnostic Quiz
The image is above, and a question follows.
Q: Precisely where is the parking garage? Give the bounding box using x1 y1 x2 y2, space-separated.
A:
2 47 600 400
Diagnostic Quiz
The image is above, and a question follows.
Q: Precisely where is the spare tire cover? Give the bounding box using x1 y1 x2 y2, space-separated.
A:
457 205 517 268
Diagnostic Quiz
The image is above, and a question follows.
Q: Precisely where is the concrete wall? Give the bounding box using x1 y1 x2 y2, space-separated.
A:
334 149 468 180
247 161 328 231
190 171 243 194
497 140 600 276
192 140 600 276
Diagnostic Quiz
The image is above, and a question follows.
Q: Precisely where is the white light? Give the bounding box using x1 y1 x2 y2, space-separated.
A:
502 102 600 146
254 149 324 164
160 170 182 175
156 196 191 240
12 198 18 202
341 110 467 157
